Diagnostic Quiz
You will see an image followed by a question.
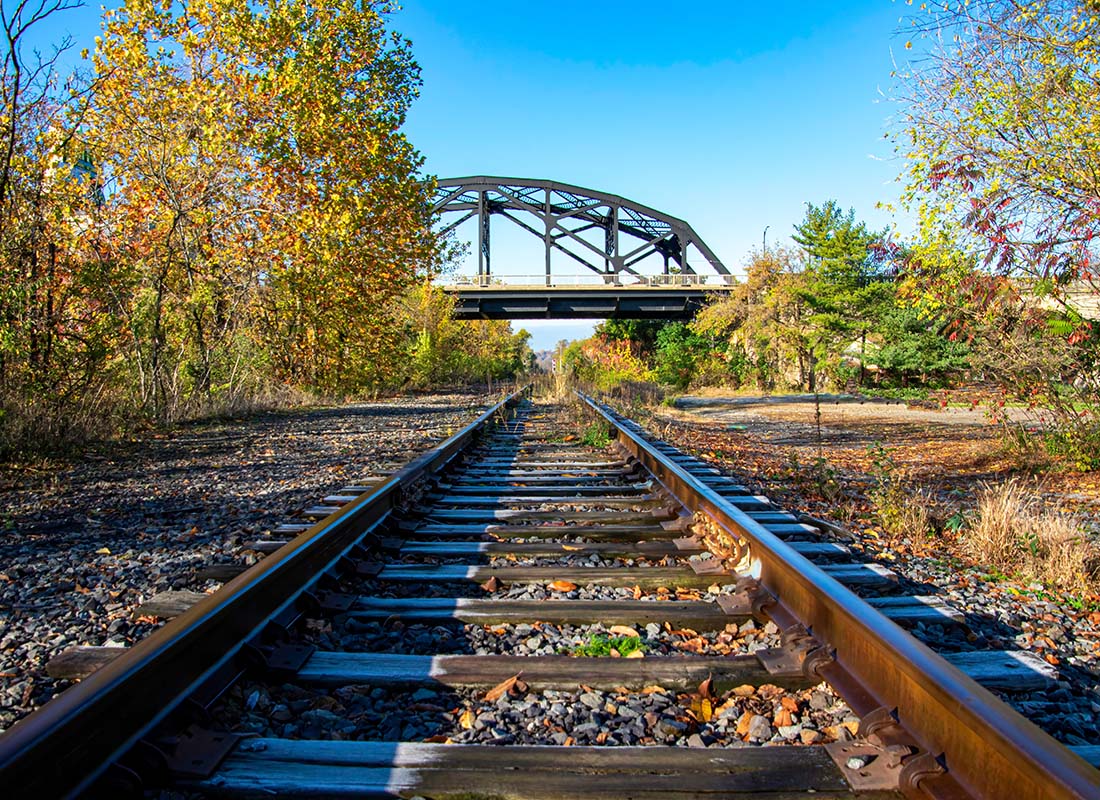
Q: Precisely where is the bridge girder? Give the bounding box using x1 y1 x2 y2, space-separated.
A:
432 176 728 283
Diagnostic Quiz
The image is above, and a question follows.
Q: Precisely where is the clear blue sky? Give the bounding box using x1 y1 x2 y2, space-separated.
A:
29 0 911 350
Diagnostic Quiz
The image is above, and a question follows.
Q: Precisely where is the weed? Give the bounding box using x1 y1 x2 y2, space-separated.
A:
866 442 933 540
783 452 841 501
942 511 967 534
571 634 646 657
580 422 612 449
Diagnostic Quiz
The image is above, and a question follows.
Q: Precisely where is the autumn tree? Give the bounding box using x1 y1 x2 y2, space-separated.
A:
899 0 1100 466
237 0 439 394
692 246 811 390
83 0 439 420
397 283 532 388
0 0 121 451
899 0 1100 288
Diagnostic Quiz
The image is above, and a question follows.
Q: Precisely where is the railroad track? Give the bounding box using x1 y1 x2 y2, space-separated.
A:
1 390 1098 798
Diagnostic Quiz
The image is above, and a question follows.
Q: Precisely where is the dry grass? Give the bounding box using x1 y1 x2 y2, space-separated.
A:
966 479 1097 595
882 486 935 542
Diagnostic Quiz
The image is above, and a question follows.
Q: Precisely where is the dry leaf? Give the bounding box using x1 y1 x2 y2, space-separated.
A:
609 648 621 658
736 711 754 736
713 698 738 717
732 684 756 697
774 707 793 727
484 672 523 702
624 649 644 659
595 731 609 744
423 734 449 743
697 675 714 700
480 576 502 592
561 544 583 551
632 585 643 599
563 736 575 746
608 625 639 637
641 685 666 694
548 580 577 592
780 696 799 712
459 709 475 729
690 696 714 723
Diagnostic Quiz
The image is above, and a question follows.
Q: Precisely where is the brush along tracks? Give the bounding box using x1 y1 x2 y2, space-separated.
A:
0 391 1098 798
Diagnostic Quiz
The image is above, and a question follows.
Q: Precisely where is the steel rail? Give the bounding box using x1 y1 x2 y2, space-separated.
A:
0 390 526 798
578 392 1100 800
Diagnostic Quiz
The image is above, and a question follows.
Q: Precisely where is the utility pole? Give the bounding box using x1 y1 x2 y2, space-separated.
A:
763 225 770 255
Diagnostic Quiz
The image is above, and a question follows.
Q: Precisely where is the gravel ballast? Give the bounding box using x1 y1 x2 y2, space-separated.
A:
0 393 492 731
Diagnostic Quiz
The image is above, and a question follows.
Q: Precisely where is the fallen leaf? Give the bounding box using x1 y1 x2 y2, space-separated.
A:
713 698 738 717
561 544 583 551
563 736 575 746
641 685 666 694
608 625 639 637
459 709 475 729
423 734 449 743
774 707 793 727
485 672 523 702
548 580 577 592
732 684 755 697
480 576 502 592
735 711 754 736
632 585 643 599
624 649 645 659
669 628 698 638
95 547 111 555
780 696 799 712
697 675 714 699
690 696 714 722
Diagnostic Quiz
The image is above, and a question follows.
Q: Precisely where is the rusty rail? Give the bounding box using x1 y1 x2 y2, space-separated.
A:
578 391 1100 800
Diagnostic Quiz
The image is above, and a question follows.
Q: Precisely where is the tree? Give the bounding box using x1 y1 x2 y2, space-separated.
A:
0 0 120 450
792 201 892 388
899 1 1100 467
898 0 1100 291
653 322 707 390
87 0 438 417
873 306 970 387
692 246 812 390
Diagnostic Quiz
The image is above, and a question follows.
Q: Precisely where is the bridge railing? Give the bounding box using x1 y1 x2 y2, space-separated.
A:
438 273 738 289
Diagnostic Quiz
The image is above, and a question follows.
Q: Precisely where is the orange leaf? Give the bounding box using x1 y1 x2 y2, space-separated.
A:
548 580 577 592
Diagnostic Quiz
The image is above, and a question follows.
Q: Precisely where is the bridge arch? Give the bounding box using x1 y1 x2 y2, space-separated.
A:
432 176 729 284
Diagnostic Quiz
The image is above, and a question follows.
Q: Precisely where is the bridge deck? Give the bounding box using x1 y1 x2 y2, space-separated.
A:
443 284 734 320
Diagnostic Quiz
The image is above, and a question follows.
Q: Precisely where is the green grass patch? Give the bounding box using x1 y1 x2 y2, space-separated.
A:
570 634 646 657
580 422 612 449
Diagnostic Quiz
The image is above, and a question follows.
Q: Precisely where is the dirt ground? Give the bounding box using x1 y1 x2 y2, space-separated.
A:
656 395 1100 522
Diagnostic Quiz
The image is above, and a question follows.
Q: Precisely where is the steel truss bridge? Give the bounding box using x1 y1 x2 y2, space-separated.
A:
431 177 734 319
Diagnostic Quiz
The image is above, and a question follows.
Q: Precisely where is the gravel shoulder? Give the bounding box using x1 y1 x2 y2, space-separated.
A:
0 392 493 731
652 395 1100 748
